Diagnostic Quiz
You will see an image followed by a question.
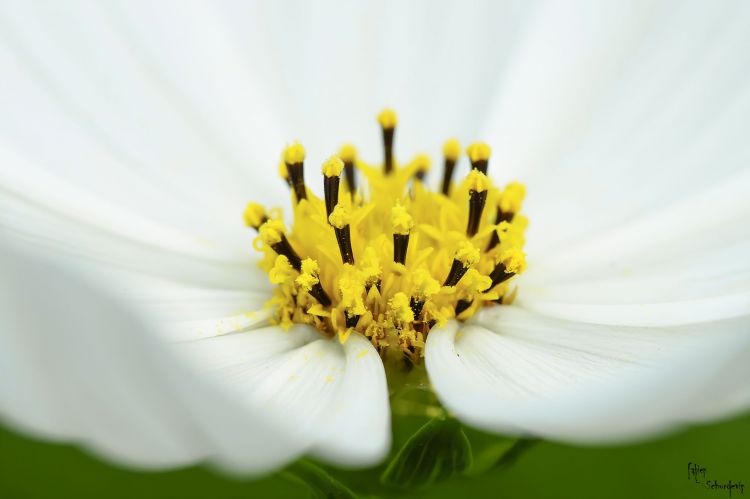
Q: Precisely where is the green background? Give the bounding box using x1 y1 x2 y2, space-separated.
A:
1 411 749 499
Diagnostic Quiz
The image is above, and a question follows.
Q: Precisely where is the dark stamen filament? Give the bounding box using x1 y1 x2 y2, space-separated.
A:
272 235 302 271
344 160 356 199
486 209 514 251
334 226 355 265
441 158 456 195
471 158 488 175
287 162 307 203
345 312 360 328
393 233 410 265
443 259 470 287
487 261 515 290
410 297 425 320
383 127 395 175
323 175 340 219
309 282 331 307
455 299 472 316
466 189 488 237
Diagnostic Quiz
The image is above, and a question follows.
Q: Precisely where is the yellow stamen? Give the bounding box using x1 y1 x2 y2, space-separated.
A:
328 203 352 229
466 142 491 163
322 156 344 177
243 202 267 228
269 255 296 285
500 248 527 275
443 138 462 162
466 169 490 193
339 144 357 163
455 241 480 267
283 141 306 164
296 258 320 292
499 181 526 214
377 109 398 129
391 204 414 235
259 219 285 246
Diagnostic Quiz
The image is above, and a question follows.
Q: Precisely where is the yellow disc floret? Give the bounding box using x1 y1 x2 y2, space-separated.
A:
246 111 528 364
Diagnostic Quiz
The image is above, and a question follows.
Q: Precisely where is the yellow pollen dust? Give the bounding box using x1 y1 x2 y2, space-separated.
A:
247 110 528 364
328 203 352 229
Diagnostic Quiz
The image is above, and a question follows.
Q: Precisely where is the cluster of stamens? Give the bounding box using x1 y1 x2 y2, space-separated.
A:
245 110 527 364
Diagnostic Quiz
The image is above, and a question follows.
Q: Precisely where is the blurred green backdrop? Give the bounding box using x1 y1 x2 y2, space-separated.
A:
2 411 748 498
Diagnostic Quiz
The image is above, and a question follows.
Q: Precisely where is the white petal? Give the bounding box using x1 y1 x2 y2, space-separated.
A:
178 327 391 468
518 169 750 326
426 307 750 443
0 241 308 472
483 1 750 254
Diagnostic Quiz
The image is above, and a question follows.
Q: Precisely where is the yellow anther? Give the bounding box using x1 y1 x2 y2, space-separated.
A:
466 169 490 193
462 268 492 293
296 258 320 292
466 142 491 162
360 246 382 284
328 203 352 229
243 202 266 228
339 144 357 163
322 156 344 177
278 160 289 181
443 138 462 161
500 248 527 274
411 268 440 298
455 241 480 267
377 108 398 129
283 141 306 164
499 181 526 213
391 204 414 235
259 219 286 245
413 153 431 172
269 255 296 285
338 265 367 316
389 292 414 323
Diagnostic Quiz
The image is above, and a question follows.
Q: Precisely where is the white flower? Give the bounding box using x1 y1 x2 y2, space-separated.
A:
1 0 749 474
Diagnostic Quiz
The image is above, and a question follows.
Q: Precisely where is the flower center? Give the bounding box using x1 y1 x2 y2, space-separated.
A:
244 110 527 364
